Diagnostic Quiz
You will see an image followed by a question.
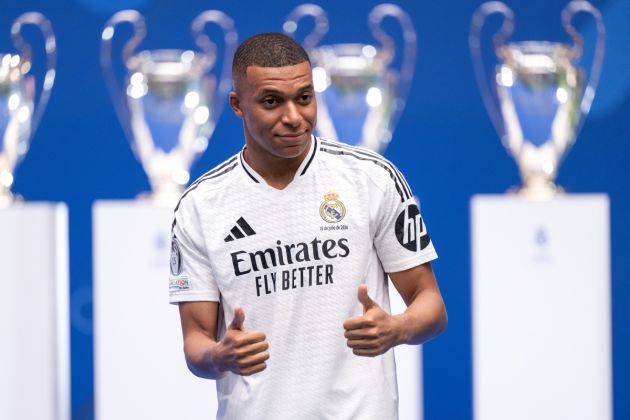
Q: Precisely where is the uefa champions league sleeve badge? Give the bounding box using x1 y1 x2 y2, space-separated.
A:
170 237 183 276
169 237 190 291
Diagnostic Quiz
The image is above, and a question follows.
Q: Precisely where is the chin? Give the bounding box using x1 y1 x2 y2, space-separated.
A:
273 135 311 157
277 146 307 159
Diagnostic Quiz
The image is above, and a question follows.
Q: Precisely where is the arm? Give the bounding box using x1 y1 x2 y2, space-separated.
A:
343 262 447 356
388 261 447 345
179 301 270 379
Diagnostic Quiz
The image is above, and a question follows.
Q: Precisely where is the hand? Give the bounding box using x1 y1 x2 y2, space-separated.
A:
212 306 269 376
343 284 403 357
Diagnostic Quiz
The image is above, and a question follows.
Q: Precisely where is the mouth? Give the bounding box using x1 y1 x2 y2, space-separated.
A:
276 131 307 137
275 131 309 141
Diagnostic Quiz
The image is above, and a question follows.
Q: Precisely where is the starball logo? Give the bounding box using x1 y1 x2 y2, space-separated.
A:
230 237 350 297
395 204 430 252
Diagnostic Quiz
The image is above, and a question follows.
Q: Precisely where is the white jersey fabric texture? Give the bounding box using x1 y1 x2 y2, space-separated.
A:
169 136 438 420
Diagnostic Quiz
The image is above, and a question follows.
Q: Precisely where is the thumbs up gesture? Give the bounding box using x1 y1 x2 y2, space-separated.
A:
213 306 269 376
343 284 403 357
229 306 246 331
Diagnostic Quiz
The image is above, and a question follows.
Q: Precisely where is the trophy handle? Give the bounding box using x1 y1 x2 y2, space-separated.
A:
11 12 57 138
562 0 606 119
469 1 515 137
100 10 146 143
368 4 417 124
191 10 238 128
283 4 329 52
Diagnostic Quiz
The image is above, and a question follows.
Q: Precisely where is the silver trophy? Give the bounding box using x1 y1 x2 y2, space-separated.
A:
470 1 605 197
283 3 416 153
0 13 56 208
101 10 237 204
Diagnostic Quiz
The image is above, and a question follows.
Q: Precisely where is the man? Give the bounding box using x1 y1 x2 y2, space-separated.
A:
169 32 447 419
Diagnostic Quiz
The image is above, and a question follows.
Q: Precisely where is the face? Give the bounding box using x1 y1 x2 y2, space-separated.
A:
229 61 317 164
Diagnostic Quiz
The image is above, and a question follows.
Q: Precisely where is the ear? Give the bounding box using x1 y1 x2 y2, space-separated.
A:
229 91 243 118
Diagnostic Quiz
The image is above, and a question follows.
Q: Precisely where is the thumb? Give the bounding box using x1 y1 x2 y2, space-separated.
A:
229 306 245 331
357 284 375 313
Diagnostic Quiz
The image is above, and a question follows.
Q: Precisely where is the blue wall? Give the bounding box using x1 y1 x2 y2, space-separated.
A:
2 0 628 419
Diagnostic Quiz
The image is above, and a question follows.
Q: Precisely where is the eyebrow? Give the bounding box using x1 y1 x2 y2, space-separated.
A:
256 83 314 97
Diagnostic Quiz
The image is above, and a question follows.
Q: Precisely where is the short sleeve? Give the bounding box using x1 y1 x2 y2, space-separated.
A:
373 165 438 274
169 195 220 304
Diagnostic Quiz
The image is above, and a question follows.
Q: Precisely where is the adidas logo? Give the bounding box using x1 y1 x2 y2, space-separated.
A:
224 217 256 242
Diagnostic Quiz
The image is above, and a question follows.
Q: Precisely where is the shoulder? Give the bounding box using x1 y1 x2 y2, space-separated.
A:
316 137 412 201
318 137 399 177
174 152 242 216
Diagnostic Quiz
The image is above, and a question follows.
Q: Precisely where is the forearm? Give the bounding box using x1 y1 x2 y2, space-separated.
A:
183 331 224 380
395 289 447 346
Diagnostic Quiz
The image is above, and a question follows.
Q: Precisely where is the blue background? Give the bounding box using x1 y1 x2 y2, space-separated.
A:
2 0 628 419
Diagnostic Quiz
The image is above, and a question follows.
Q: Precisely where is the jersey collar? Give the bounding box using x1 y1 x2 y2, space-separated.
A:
239 135 319 184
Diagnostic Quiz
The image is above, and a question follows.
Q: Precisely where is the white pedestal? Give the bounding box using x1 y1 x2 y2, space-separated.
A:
389 288 423 420
471 194 611 420
93 201 217 420
0 203 70 420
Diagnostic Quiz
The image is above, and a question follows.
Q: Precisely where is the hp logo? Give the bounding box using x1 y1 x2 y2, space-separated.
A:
395 204 430 252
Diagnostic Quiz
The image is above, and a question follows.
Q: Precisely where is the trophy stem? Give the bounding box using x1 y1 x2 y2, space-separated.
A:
148 182 184 207
519 175 562 199
0 187 14 209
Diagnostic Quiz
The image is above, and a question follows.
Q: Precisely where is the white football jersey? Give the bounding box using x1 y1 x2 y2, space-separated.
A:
169 136 437 420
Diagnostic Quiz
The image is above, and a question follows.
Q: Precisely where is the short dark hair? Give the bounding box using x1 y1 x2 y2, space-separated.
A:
232 32 310 82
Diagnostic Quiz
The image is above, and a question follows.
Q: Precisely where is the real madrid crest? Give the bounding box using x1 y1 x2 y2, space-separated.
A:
319 192 346 223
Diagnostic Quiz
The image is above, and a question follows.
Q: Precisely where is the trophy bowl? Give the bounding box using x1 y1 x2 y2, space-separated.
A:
0 13 56 207
470 0 605 198
310 43 395 151
284 3 416 153
101 10 237 205
495 41 582 194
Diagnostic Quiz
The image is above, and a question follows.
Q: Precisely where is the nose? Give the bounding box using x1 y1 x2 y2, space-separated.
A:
281 101 302 128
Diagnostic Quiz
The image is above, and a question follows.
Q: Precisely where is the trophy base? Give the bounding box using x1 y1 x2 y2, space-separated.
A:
508 180 565 200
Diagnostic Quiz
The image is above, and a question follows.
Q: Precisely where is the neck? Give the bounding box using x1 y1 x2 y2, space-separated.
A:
243 138 311 190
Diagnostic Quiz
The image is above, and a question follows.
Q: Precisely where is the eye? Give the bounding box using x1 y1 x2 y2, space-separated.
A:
298 93 313 103
262 97 278 106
